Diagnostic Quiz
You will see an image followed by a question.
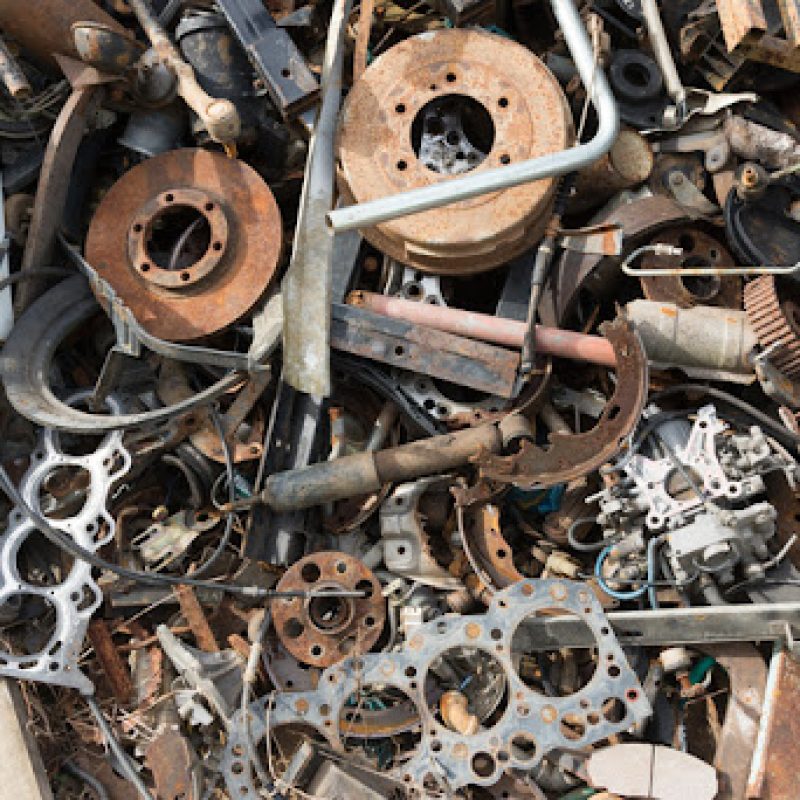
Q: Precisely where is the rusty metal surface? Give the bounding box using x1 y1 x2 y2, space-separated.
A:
0 0 129 69
541 195 690 327
272 552 386 668
158 362 268 463
753 650 800 799
16 84 103 314
144 728 200 800
330 302 520 398
463 503 523 589
174 585 219 653
471 317 648 490
87 619 133 705
640 228 742 308
85 148 282 341
717 0 800 73
745 275 800 380
700 643 766 800
336 28 573 274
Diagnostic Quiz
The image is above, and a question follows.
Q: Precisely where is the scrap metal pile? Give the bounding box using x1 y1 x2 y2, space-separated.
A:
1 0 800 797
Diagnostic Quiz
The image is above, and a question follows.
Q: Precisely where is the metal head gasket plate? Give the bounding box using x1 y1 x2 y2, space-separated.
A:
222 579 651 795
0 393 131 693
85 148 282 341
336 28 573 275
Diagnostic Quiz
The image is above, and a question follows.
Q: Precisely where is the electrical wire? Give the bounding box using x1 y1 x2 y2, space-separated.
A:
566 516 607 552
84 695 153 800
648 385 800 449
0 462 358 600
594 545 648 601
63 760 110 800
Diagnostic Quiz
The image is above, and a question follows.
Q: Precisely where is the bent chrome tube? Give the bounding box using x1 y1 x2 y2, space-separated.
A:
326 0 620 232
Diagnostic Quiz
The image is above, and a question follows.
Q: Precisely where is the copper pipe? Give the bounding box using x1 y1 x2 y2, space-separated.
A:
347 290 617 367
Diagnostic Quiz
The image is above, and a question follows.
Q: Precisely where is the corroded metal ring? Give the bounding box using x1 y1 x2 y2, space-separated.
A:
273 552 385 668
127 187 229 290
336 29 573 275
86 148 282 341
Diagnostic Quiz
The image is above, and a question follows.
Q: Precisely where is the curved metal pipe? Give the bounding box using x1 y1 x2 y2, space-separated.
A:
326 0 620 231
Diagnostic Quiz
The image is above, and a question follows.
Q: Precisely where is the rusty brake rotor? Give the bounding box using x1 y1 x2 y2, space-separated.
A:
336 28 573 275
85 148 282 341
273 552 386 668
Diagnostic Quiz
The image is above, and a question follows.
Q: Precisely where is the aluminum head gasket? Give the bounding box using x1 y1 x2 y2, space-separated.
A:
222 578 651 795
0 394 131 693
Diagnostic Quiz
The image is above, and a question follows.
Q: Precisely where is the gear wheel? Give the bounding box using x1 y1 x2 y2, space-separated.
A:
744 276 800 379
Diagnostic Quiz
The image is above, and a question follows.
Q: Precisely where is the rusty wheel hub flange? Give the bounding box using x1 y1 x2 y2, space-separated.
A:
86 148 282 341
336 28 573 275
273 552 385 668
127 187 229 290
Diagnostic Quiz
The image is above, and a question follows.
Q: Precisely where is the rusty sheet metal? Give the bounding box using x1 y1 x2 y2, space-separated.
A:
640 228 742 309
336 27 573 274
272 551 385 668
701 643 766 800
16 84 103 314
463 503 523 589
469 317 648 490
144 728 201 800
174 585 219 653
87 619 133 705
0 0 129 69
717 0 800 73
85 148 282 341
158 362 269 463
748 649 800 799
330 302 520 398
540 195 690 327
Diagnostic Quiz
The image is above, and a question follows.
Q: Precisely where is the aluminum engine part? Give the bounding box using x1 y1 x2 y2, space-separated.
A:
745 275 800 380
85 148 282 341
221 579 651 795
0 395 131 693
638 228 742 308
596 405 797 586
380 476 461 590
272 552 386 667
626 299 757 382
335 28 573 274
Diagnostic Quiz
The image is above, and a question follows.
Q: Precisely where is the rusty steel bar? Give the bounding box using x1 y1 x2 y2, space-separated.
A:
346 291 617 367
326 0 619 231
174 586 219 653
87 619 133 705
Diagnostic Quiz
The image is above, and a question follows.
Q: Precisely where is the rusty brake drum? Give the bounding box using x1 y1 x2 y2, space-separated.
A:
335 28 573 275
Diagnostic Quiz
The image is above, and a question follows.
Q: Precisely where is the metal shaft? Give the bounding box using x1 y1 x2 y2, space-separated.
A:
347 291 617 367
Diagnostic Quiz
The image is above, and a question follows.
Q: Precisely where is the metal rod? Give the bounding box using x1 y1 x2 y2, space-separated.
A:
640 0 686 116
326 0 620 232
346 291 617 367
282 0 354 397
622 243 800 276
